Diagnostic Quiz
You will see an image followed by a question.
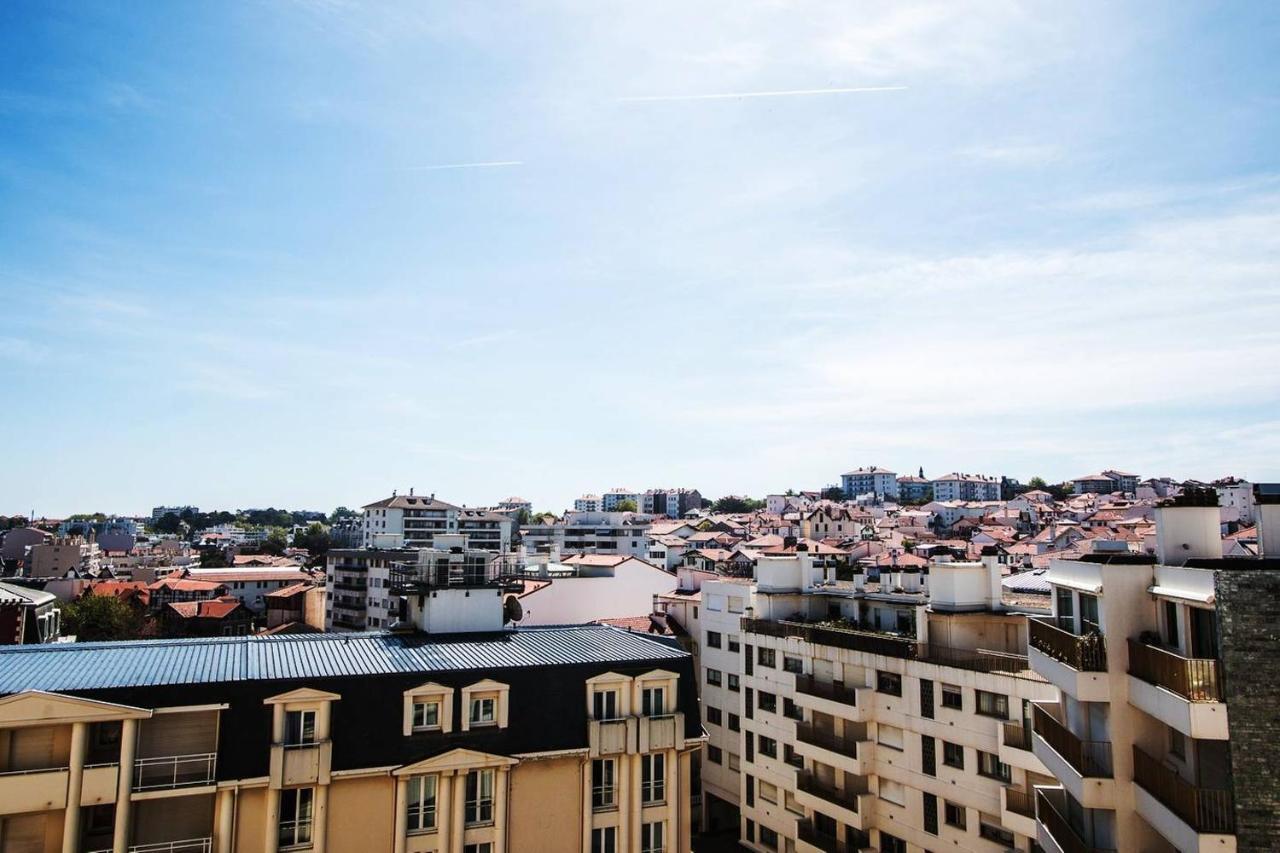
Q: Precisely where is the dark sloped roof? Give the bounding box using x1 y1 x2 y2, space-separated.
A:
0 624 689 694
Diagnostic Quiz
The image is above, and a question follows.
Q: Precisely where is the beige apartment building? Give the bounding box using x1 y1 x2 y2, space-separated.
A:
1029 487 1280 853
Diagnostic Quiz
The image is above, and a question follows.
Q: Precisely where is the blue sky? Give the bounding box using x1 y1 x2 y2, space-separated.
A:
2 1 1278 516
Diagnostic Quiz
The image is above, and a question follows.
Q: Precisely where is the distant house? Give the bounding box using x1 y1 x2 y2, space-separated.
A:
161 596 254 637
263 582 325 632
0 581 61 644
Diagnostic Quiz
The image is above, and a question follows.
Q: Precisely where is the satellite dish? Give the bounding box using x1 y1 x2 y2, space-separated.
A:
503 596 523 625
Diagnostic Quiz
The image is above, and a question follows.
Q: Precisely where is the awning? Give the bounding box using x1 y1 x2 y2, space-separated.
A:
1148 585 1214 605
1050 577 1103 594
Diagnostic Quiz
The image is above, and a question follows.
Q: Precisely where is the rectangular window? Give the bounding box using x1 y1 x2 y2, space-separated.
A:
878 724 904 752
923 791 938 835
744 645 753 676
783 697 802 721
783 655 802 674
758 691 777 714
876 671 902 696
920 678 934 719
727 674 740 693
757 647 776 668
593 689 619 721
1170 727 1186 760
707 745 723 764
591 827 617 853
945 801 967 829
464 768 494 825
412 700 440 731
943 741 964 769
758 780 778 804
592 759 616 810
470 696 496 725
641 821 665 853
975 690 1009 719
728 713 740 732
977 750 1011 782
1164 600 1180 648
879 832 906 853
284 710 316 746
759 827 778 850
941 684 963 710
278 787 314 849
642 687 666 716
406 775 437 833
641 753 666 804
980 823 1016 846
758 735 777 759
463 845 492 853
745 732 753 763
921 735 936 776
706 707 722 726
744 688 754 720
727 635 741 653
706 668 722 687
706 631 722 648
727 753 740 771
879 779 906 807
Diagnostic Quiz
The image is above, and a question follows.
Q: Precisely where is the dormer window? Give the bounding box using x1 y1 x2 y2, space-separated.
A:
412 699 441 732
642 687 666 717
285 709 316 746
402 682 455 736
470 697 497 726
460 680 510 731
593 689 620 721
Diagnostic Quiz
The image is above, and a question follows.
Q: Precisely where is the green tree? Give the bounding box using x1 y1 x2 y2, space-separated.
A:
151 513 184 535
63 595 143 642
330 506 359 522
197 545 229 568
259 528 290 556
614 499 638 513
292 522 332 557
821 486 845 502
712 495 765 513
1027 476 1049 491
515 508 530 525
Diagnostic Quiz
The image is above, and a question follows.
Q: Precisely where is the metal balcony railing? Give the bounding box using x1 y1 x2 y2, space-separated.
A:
1030 617 1107 672
795 722 860 757
1036 789 1117 853
793 674 859 706
1132 746 1235 835
796 770 860 812
134 753 217 791
1032 706 1112 778
740 617 917 659
1002 722 1032 751
1127 639 1223 702
796 819 849 853
1004 787 1036 818
922 644 1041 680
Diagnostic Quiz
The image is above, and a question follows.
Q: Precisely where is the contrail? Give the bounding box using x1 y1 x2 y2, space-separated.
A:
618 86 907 103
407 161 524 171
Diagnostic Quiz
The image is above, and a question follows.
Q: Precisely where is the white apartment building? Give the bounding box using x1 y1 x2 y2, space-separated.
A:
641 488 704 518
931 473 1003 502
1072 470 1139 496
603 489 642 511
841 468 899 501
1213 477 1254 525
360 492 514 553
1028 486 1280 853
521 511 652 560
575 494 604 512
664 546 1060 853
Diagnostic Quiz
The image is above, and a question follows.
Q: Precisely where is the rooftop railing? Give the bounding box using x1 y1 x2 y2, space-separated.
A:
1133 746 1235 835
1127 639 1222 702
740 617 917 659
1029 616 1107 672
1033 706 1112 778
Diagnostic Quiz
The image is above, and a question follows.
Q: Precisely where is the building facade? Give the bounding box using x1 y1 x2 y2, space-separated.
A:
361 495 514 555
931 474 1002 503
840 468 899 501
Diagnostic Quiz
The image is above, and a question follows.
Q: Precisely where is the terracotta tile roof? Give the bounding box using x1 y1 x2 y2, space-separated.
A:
166 596 247 620
148 577 226 592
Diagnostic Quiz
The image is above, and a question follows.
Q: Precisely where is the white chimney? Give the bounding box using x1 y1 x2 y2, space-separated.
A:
1154 489 1223 565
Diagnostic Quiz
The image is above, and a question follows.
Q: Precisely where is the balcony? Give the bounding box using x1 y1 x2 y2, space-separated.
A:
89 841 214 853
638 713 684 752
588 717 637 756
1000 786 1038 838
1003 722 1032 751
0 765 69 815
1000 721 1051 776
794 770 867 827
1127 640 1228 740
794 722 869 775
1029 618 1109 701
134 753 217 792
269 740 332 789
921 644 1044 682
740 617 917 659
1032 706 1114 808
1132 746 1235 849
796 819 853 853
1036 788 1117 853
794 674 860 706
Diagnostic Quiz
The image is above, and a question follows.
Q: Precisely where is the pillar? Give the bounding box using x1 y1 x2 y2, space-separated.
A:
313 784 329 853
493 767 508 853
217 788 235 853
450 772 465 851
437 771 453 850
62 722 88 853
393 778 408 853
113 718 139 853
629 753 642 853
617 754 629 853
263 786 281 853
580 760 592 853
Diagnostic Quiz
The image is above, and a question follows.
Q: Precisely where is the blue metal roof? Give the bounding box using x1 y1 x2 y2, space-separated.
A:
0 625 689 694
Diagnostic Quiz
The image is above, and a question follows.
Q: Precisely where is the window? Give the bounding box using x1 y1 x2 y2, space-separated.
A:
706 706 722 726
745 774 754 806
941 684 963 710
745 733 753 762
975 690 1009 719
945 801 967 829
728 713 740 732
921 735 936 776
412 700 441 731
727 674 740 692
979 823 1016 846
977 750 1011 782
1164 600 1180 647
876 671 902 696
745 688 754 720
783 655 802 674
920 678 934 719
727 753 740 771
757 647 776 668
591 827 617 853
1056 587 1074 620
470 696 497 726
592 759 617 810
641 821 665 853
593 689 619 721
464 769 494 826
284 710 316 746
642 687 667 716
707 745 723 764
758 691 776 714
758 780 778 804
923 792 938 835
278 787 314 848
744 646 753 676
727 635 741 653
1079 592 1100 632
758 735 777 759
943 741 964 769
759 826 778 850
783 697 803 721
879 779 906 807
706 631 722 649
706 668 722 687
879 832 906 853
641 753 665 804
463 845 492 853
878 724 904 752
1170 727 1186 760
406 775 437 833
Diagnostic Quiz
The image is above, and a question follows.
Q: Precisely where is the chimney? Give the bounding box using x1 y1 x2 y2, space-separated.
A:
1255 484 1280 557
409 487 414 496
1154 488 1223 565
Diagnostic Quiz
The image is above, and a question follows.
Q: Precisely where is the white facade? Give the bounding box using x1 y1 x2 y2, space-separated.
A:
841 468 899 500
602 489 641 511
575 494 603 512
512 557 676 625
521 511 652 560
932 473 1003 502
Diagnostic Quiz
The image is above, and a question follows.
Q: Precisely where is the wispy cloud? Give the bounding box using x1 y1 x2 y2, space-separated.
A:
960 142 1063 166
617 86 907 103
405 161 523 171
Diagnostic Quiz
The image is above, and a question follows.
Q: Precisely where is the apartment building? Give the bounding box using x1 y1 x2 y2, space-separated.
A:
931 474 1002 503
151 506 199 522
664 546 1059 852
1071 471 1139 496
603 490 642 512
361 494 514 554
27 536 102 579
0 550 702 853
840 468 898 501
895 477 931 504
520 512 652 561
640 490 703 519
1028 486 1280 853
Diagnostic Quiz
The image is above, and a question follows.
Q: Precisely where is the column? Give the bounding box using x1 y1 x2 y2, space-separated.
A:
580 761 592 853
263 786 282 853
673 750 687 853
629 754 642 853
450 773 465 851
217 788 235 853
492 767 508 853
616 754 629 853
393 778 408 853
62 722 88 853
113 718 139 853
437 771 453 851
313 784 329 853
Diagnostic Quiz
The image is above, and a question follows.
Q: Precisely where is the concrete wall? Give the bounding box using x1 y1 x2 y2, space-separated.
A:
328 775 395 852
507 756 584 853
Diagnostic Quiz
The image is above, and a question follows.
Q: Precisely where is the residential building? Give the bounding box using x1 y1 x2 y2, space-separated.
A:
521 512 652 561
931 473 1003 503
0 557 702 853
641 489 704 518
1028 486 1280 853
574 495 603 513
27 536 102 579
840 467 899 501
496 496 532 515
151 505 198 521
161 595 255 637
510 554 676 626
185 568 314 614
264 582 326 632
146 576 229 612
361 493 514 554
896 476 932 503
1214 476 1255 525
0 581 61 644
0 526 52 573
799 508 874 542
1072 470 1140 496
603 489 642 512
669 544 1059 852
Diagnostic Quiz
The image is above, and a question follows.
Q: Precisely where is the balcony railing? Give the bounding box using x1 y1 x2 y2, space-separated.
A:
134 753 217 791
797 819 849 853
1004 787 1036 818
1037 789 1117 853
1002 722 1032 751
1132 746 1235 835
1127 639 1223 702
922 644 1043 681
796 770 860 812
1030 617 1107 672
88 840 216 853
741 617 917 659
793 674 860 706
1033 706 1112 778
795 722 860 757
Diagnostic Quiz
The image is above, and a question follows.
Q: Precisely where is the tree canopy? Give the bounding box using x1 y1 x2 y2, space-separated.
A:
712 495 765 513
63 594 143 642
614 499 638 513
